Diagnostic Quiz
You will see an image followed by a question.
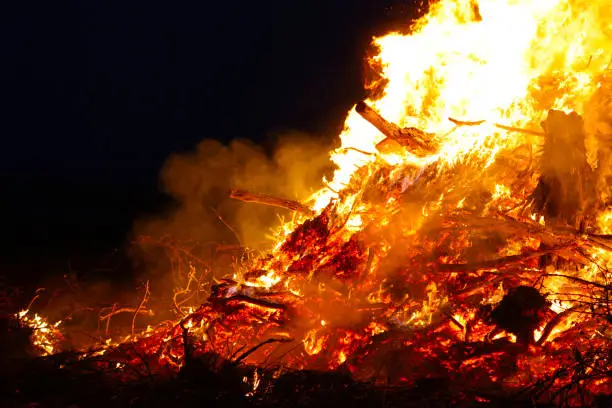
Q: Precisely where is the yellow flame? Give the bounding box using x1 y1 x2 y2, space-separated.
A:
303 328 326 355
308 0 612 212
597 208 612 234
17 310 62 355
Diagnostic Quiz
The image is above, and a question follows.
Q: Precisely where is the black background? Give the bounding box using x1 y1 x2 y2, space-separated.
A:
1 1 424 282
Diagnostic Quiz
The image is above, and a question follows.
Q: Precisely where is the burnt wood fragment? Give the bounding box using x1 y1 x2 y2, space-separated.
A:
489 285 549 345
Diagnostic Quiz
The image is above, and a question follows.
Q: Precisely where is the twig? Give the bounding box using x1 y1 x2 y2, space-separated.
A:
132 281 150 336
447 117 544 138
25 290 44 311
103 303 116 336
136 235 212 267
99 306 153 321
210 206 243 246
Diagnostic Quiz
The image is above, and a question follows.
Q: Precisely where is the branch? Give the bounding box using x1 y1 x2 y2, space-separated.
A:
210 206 242 246
233 337 293 364
229 189 313 215
99 307 153 321
132 281 150 336
495 123 545 137
447 117 544 138
437 243 575 272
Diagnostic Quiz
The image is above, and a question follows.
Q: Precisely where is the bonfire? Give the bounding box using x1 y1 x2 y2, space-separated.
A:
14 0 612 406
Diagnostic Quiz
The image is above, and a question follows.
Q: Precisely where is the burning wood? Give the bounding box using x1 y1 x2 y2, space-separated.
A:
16 109 612 405
11 1 612 406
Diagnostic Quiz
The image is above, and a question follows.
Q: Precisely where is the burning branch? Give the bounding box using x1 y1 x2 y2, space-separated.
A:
448 117 486 127
99 306 154 322
210 206 242 245
355 101 438 155
229 188 314 215
447 116 545 139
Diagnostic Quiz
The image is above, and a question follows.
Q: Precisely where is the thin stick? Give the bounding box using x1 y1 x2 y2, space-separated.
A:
234 337 293 364
99 306 153 321
338 146 377 156
448 117 486 126
104 303 116 336
25 291 44 311
437 243 575 272
132 281 150 336
210 206 243 246
230 188 313 215
495 123 545 137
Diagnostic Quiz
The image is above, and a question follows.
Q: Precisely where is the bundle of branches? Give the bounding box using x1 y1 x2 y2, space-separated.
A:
177 104 610 404
14 104 612 406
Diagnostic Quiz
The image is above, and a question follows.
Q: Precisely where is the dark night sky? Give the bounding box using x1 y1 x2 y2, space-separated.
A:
1 1 423 272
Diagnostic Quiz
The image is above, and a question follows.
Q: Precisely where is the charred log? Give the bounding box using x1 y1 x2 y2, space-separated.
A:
489 286 550 345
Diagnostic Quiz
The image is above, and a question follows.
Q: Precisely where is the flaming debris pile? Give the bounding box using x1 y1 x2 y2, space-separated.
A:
15 0 612 406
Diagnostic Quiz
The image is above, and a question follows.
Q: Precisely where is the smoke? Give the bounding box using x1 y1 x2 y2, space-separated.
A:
131 132 334 282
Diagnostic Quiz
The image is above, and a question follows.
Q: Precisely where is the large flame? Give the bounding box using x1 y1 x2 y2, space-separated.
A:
263 0 612 325
312 0 611 210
